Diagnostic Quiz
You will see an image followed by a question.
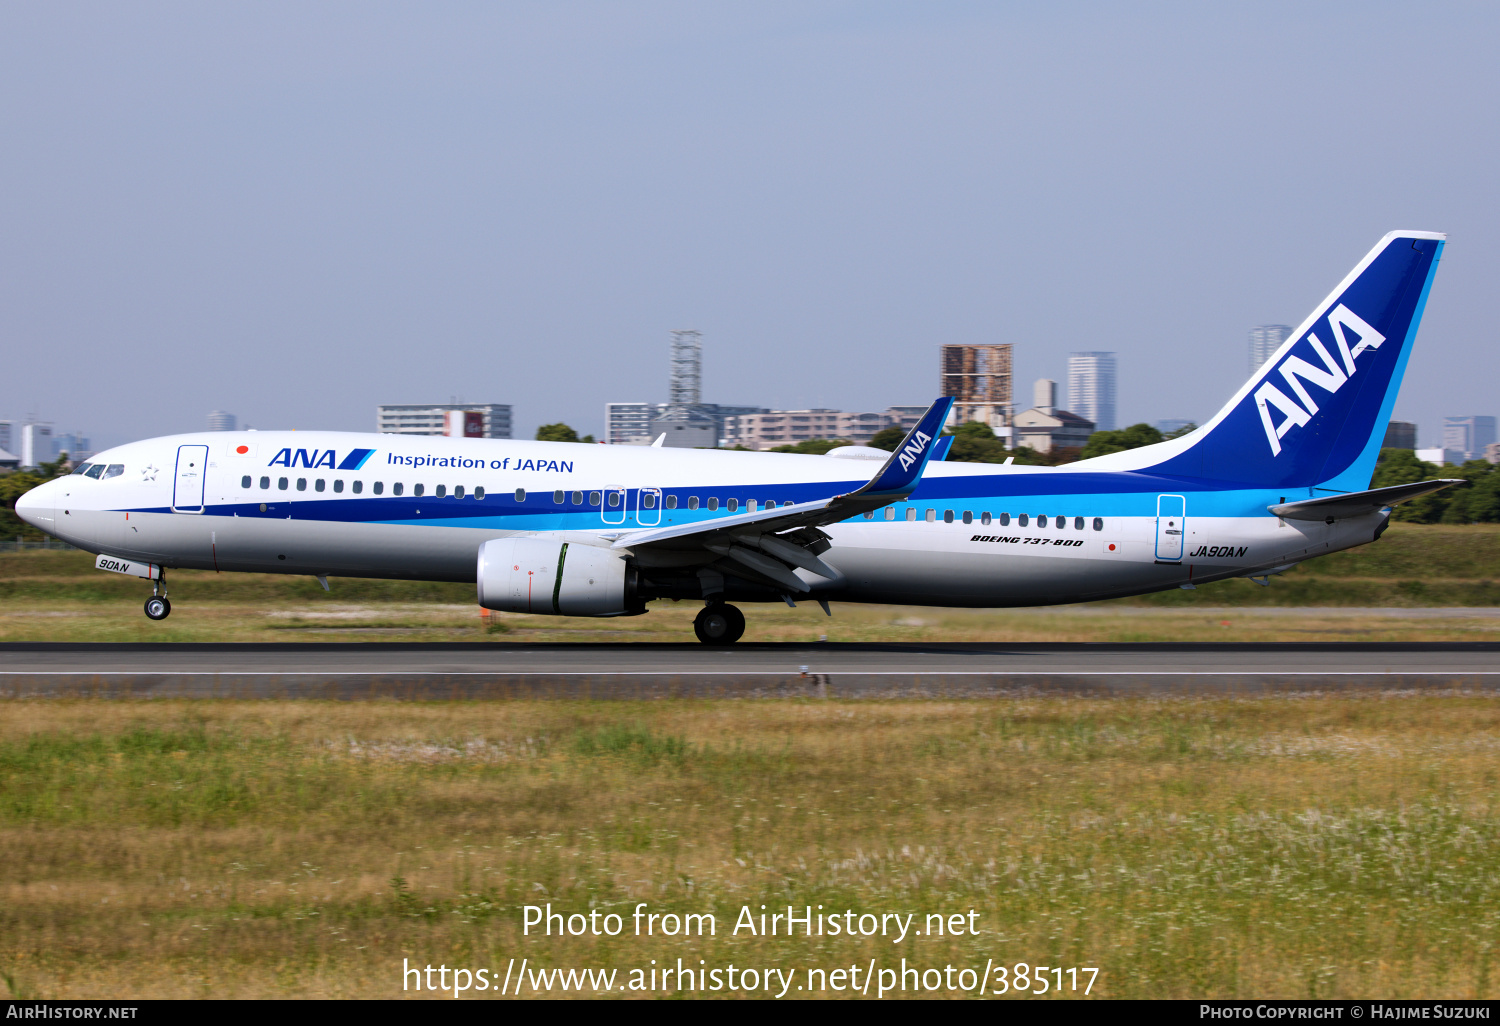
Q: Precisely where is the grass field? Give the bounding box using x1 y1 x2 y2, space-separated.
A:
1 696 1497 999
2 523 1500 643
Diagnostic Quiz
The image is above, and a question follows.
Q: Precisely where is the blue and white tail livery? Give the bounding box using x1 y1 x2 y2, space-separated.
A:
16 231 1459 642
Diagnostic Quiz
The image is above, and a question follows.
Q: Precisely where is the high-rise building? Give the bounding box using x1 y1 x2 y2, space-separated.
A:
1383 421 1418 450
1443 416 1497 462
207 411 237 432
1067 352 1116 432
1249 325 1292 374
0 421 11 453
20 423 52 468
52 431 92 463
940 344 1013 430
607 331 764 446
1033 379 1057 414
376 404 512 438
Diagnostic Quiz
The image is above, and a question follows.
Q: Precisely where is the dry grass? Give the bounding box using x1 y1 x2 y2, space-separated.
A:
4 597 1500 644
1 696 1498 999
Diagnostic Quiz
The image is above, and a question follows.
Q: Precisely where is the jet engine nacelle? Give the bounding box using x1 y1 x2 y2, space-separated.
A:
476 537 633 616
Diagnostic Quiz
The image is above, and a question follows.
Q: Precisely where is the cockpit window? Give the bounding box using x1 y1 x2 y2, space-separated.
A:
103 465 124 479
71 463 94 476
85 464 107 479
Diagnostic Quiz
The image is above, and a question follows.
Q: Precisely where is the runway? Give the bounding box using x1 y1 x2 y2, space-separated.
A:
3 641 1499 698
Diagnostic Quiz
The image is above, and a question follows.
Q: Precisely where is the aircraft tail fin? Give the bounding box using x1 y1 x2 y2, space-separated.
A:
1080 231 1445 491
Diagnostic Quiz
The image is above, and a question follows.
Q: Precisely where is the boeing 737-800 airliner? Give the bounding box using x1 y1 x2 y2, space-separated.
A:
16 231 1459 643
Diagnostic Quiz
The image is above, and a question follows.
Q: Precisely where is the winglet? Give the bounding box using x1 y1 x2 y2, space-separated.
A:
853 398 954 498
931 435 954 462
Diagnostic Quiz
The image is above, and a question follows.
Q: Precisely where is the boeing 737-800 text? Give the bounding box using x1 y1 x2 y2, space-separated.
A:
16 231 1460 643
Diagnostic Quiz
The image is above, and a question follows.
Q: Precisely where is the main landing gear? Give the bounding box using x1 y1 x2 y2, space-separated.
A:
144 572 170 620
693 603 745 645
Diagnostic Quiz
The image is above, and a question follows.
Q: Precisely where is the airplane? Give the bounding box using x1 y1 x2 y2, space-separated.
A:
15 230 1461 644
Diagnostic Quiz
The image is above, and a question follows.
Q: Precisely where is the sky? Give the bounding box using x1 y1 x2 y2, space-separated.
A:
1 1 1495 451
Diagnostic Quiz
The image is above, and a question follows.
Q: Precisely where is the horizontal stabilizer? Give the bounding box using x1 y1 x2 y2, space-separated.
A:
1268 479 1463 521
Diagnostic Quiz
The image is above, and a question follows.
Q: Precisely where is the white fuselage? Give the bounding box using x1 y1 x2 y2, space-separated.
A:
19 430 1382 607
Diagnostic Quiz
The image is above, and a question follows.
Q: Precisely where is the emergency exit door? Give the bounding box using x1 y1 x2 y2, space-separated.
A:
172 445 209 513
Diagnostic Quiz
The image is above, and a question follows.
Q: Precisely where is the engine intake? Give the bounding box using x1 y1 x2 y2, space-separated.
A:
476 537 633 616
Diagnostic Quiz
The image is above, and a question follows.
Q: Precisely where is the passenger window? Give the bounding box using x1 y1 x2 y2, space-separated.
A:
572 490 583 504
962 511 973 525
435 485 446 497
1074 516 1084 530
1018 514 1028 527
352 481 362 494
394 483 405 496
1057 516 1065 530
260 477 270 489
296 478 307 491
554 490 565 504
707 498 719 511
688 496 699 510
104 465 124 479
315 479 325 492
373 482 384 495
981 512 992 526
906 508 916 521
1037 515 1047 527
727 498 738 512
747 500 757 512
885 507 895 520
515 488 526 502
455 485 465 498
413 484 424 497
589 491 601 505
278 477 289 490
607 492 619 507
334 479 344 493
665 494 677 509
643 493 657 509
241 476 252 489
863 511 874 520
944 510 955 524
925 509 936 522
475 487 485 499
1093 517 1103 531
999 513 1009 526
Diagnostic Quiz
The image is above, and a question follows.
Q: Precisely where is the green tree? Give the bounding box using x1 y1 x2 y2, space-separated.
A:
942 421 1011 464
0 457 71 542
868 426 906 452
1370 448 1447 522
1163 422 1197 440
770 438 851 455
535 423 580 443
1439 460 1500 524
1078 423 1165 461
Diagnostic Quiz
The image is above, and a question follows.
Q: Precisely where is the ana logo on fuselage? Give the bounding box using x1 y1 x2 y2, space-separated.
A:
1253 304 1385 457
267 448 376 471
897 431 932 472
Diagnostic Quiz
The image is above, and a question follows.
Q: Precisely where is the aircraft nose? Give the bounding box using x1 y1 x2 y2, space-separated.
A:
14 480 55 530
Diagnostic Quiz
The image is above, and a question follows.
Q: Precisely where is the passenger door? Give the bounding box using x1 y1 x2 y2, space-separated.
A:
172 445 209 513
1155 494 1186 562
601 485 626 526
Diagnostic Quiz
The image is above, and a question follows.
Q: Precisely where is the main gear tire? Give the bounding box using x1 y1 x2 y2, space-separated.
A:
693 603 745 645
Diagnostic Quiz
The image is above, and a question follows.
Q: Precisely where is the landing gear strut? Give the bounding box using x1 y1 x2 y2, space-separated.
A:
693 603 745 645
144 572 170 620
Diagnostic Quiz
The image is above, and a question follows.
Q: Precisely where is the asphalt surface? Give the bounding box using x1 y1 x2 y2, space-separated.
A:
3 642 1499 698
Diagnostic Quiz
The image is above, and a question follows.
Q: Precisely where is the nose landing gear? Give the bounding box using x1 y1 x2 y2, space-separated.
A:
693 602 745 645
143 572 170 620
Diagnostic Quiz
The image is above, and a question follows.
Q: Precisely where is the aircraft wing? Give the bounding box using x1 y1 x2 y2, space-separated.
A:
1268 478 1464 521
604 398 953 594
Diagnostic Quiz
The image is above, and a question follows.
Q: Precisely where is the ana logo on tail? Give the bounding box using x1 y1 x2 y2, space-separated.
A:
897 431 932 472
1254 304 1385 456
